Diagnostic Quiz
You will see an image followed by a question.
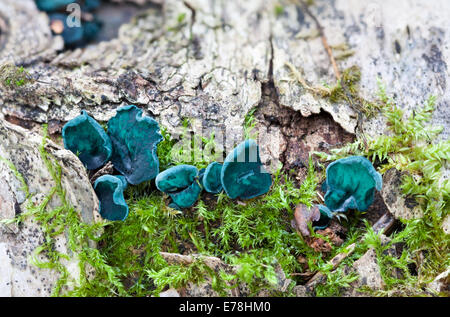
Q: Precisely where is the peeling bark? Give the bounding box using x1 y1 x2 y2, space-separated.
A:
0 117 100 296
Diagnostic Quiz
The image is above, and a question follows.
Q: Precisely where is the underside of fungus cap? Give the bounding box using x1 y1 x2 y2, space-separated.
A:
314 205 333 230
170 181 202 209
221 139 272 200
323 156 382 212
62 110 112 170
202 162 223 194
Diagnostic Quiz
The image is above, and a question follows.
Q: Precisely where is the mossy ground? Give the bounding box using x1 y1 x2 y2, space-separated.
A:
3 81 448 297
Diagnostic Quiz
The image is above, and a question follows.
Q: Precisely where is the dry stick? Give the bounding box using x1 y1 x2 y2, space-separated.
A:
305 243 356 287
159 252 241 296
299 1 371 145
305 213 395 288
285 61 331 97
299 0 341 81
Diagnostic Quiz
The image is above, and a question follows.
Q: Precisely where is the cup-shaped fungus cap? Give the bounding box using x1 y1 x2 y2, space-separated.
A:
314 205 333 230
198 168 206 183
323 156 382 212
155 165 202 209
62 110 112 170
202 162 223 194
49 13 86 46
81 0 101 11
94 175 129 221
107 105 163 185
221 139 272 200
36 0 75 12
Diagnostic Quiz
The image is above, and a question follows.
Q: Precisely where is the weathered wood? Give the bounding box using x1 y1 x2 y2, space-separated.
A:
0 117 101 296
0 0 449 297
1 0 448 163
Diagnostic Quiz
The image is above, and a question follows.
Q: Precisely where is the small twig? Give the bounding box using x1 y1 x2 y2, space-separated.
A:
316 192 324 202
285 61 331 97
299 0 341 80
372 213 396 235
305 211 396 288
306 243 356 287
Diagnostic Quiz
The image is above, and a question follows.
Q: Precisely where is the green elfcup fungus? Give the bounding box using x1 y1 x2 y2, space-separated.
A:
314 205 334 230
94 175 129 221
155 165 202 209
35 0 75 12
323 156 382 212
221 139 272 200
62 110 112 170
48 13 101 47
202 162 223 194
107 105 163 185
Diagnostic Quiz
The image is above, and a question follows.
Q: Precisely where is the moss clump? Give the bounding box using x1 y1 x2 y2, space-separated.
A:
274 4 284 17
0 64 33 88
328 65 380 118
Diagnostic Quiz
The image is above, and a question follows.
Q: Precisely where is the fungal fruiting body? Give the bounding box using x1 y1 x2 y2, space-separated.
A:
202 162 223 194
221 139 272 200
315 205 333 229
155 165 202 209
62 110 112 170
94 175 129 221
107 105 163 185
323 156 383 212
35 0 76 12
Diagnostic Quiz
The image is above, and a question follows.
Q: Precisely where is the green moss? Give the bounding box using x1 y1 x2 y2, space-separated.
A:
316 83 449 296
328 66 380 118
0 64 32 88
0 156 30 200
167 119 217 170
243 107 259 140
62 156 333 296
177 13 186 24
274 4 284 17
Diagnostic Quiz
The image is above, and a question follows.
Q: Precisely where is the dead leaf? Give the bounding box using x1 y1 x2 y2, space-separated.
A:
293 204 321 237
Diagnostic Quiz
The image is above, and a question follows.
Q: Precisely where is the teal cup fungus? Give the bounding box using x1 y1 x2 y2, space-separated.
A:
107 105 163 185
62 110 112 170
36 1 102 47
94 175 129 221
221 139 272 200
35 0 76 12
202 162 223 194
156 165 202 209
322 156 382 212
49 13 102 47
36 0 101 12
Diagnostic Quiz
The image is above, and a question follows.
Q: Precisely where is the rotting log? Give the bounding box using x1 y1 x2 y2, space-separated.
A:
1 0 448 160
1 0 449 297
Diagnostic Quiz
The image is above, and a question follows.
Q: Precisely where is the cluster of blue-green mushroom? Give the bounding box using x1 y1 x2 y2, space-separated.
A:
156 139 273 210
35 0 102 47
62 105 163 221
63 106 273 220
314 156 383 228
